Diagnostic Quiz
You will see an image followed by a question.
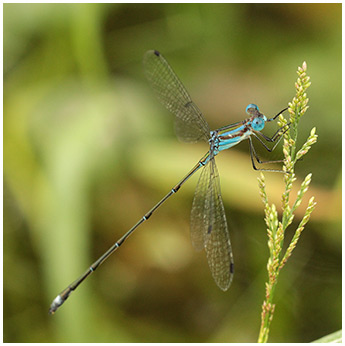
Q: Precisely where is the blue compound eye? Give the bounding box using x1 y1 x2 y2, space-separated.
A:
252 117 265 131
246 104 259 115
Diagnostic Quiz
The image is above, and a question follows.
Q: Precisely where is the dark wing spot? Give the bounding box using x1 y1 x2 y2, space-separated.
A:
230 262 234 273
208 224 213 234
154 50 160 56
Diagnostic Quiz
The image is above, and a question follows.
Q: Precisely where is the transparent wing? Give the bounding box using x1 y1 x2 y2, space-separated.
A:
190 161 211 251
143 50 210 143
191 158 234 291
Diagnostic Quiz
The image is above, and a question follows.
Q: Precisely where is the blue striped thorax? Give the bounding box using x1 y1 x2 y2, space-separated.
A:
210 104 267 156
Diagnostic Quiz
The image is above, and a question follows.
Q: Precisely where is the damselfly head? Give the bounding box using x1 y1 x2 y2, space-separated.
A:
251 115 267 131
246 103 260 116
246 104 267 131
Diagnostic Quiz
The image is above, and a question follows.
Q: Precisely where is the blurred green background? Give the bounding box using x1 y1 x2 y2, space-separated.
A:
4 3 341 343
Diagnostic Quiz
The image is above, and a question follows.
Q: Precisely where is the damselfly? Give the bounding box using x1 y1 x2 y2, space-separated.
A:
49 50 289 314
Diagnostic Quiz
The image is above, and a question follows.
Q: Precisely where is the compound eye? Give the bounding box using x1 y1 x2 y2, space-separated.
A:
252 117 265 131
246 104 259 115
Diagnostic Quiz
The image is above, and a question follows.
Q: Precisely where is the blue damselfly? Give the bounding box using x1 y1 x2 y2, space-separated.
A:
49 50 288 314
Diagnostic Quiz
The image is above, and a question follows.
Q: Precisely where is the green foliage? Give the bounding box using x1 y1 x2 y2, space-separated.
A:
257 62 317 342
312 329 342 343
